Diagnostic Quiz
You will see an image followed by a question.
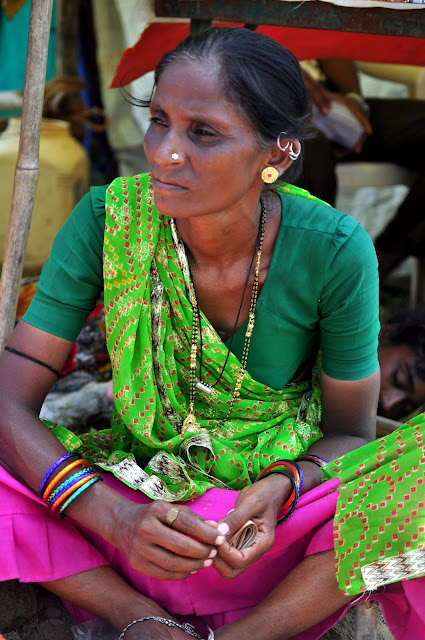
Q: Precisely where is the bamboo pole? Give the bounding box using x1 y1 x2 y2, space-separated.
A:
0 0 54 350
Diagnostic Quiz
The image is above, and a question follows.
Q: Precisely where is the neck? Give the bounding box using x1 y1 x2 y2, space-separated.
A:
175 197 263 269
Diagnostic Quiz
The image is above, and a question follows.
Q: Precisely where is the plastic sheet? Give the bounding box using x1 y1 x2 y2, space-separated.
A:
72 618 118 640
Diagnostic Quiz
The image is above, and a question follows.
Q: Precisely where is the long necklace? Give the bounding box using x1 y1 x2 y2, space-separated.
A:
182 197 267 434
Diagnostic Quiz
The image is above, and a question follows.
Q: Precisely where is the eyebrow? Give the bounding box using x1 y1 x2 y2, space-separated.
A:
151 103 231 131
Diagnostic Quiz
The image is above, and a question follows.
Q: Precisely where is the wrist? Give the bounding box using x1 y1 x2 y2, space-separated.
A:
65 479 127 544
259 473 293 515
345 91 370 116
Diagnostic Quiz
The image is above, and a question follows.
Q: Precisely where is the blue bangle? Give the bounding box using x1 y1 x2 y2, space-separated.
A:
38 452 78 498
59 475 103 517
46 468 96 507
296 454 328 468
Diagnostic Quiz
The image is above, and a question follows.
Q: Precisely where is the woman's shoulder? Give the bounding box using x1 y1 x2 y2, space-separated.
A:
277 185 373 256
278 184 357 235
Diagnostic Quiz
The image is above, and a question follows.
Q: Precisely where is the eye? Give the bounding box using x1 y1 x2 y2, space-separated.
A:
192 126 217 138
149 116 167 127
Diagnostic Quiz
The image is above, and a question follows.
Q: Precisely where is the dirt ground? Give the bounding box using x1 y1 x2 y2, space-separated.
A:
1 579 396 640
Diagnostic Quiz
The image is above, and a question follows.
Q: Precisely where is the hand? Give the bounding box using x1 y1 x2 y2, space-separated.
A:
212 474 292 579
334 94 373 154
302 70 334 114
111 499 223 581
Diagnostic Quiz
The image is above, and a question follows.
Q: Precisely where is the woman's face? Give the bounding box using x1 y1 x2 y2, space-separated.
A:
144 60 270 218
378 343 425 420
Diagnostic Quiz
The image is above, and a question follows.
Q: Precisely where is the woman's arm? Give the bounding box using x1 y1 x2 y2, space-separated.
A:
213 369 380 578
297 368 380 491
0 321 221 580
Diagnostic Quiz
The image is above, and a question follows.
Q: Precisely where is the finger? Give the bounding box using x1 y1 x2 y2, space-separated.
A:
148 544 215 575
154 523 218 560
213 549 254 580
216 499 261 537
158 502 223 546
353 132 370 154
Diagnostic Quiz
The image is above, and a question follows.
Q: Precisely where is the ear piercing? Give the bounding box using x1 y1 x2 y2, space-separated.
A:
277 132 301 161
261 167 279 184
171 152 180 161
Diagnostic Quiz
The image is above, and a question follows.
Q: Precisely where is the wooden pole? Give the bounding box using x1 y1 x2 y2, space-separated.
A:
0 0 54 350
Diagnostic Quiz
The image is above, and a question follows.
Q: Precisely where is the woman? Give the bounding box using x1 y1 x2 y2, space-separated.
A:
0 27 424 640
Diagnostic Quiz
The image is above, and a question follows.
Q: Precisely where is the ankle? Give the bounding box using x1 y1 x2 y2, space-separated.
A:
108 593 171 633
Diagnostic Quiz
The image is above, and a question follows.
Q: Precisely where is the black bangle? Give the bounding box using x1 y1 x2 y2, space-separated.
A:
256 468 299 524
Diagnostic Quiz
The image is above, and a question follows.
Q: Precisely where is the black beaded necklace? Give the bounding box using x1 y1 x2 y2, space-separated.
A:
194 196 267 395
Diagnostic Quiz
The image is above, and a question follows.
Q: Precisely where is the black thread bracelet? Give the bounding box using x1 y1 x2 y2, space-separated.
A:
4 346 61 377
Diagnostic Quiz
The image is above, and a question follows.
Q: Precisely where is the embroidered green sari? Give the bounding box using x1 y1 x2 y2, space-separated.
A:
48 174 323 501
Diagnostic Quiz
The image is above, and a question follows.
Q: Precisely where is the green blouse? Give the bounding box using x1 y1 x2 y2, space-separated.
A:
24 181 379 388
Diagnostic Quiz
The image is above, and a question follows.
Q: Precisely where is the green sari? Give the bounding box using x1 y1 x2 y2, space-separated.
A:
45 173 425 596
48 173 323 501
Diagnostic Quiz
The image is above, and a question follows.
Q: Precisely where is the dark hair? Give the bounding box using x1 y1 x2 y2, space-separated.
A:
126 27 311 184
382 307 425 381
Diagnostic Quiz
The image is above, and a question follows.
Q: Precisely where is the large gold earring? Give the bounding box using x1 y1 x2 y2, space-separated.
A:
261 167 279 184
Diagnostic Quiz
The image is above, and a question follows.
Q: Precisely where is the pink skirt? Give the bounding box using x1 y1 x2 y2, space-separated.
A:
1 466 425 640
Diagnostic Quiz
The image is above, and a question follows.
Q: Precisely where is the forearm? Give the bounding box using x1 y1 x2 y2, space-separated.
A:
319 58 361 94
0 399 127 546
298 433 369 494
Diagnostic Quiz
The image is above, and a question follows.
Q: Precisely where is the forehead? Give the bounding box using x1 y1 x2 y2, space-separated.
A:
152 60 246 125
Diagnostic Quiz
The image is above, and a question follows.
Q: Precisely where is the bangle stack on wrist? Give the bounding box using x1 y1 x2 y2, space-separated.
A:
39 452 103 517
255 459 303 524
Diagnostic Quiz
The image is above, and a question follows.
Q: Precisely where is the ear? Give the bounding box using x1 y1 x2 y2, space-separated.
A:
263 136 301 178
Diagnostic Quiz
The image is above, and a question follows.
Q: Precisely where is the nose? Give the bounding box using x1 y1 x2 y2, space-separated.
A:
154 130 186 167
378 387 406 420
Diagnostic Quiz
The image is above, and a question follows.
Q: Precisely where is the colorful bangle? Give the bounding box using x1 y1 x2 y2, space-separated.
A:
38 452 78 497
296 454 328 469
256 459 303 493
50 473 100 513
59 475 103 517
258 468 300 523
42 458 89 502
255 461 301 524
46 468 97 507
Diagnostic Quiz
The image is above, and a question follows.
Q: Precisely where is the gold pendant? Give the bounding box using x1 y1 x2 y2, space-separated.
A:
182 413 200 433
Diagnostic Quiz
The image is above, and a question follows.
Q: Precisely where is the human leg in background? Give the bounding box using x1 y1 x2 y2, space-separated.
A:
358 98 425 280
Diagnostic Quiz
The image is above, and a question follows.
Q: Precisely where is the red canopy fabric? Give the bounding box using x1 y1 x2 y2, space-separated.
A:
111 22 425 88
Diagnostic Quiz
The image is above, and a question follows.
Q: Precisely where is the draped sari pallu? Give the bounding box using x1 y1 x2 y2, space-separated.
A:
45 174 425 600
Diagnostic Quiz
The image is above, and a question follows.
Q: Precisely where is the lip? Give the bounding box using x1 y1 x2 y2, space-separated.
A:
152 176 189 192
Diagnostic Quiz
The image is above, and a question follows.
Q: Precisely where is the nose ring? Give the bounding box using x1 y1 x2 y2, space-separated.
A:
171 152 180 161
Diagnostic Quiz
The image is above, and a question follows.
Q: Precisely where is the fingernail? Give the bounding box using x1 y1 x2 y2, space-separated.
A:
204 559 213 567
215 535 226 545
191 571 197 575
218 522 230 535
208 549 217 559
